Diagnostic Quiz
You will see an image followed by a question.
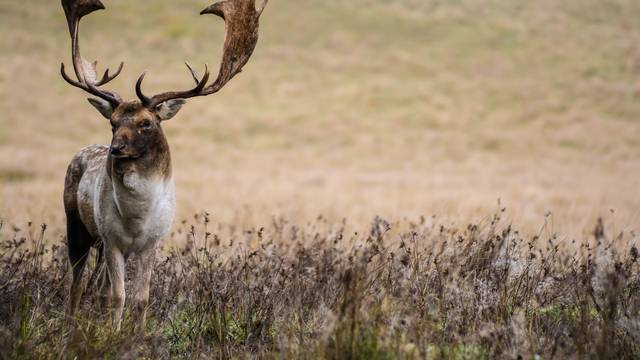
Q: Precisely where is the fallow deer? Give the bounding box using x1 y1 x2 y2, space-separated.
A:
61 0 268 330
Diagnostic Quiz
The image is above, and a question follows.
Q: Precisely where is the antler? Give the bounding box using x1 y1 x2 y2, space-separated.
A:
136 0 269 109
60 0 123 107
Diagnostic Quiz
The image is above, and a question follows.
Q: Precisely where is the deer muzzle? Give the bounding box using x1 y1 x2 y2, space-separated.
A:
110 140 127 157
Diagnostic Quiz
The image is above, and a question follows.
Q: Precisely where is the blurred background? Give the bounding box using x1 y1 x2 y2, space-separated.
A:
0 0 639 238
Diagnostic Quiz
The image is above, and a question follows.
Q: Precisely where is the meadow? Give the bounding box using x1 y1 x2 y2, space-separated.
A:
0 0 639 358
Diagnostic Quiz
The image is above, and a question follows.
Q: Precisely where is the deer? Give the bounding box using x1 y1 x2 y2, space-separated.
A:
60 0 268 331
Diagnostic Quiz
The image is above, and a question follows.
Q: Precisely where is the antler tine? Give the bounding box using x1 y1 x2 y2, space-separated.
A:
185 62 201 85
61 62 123 104
60 0 123 107
137 65 211 108
142 0 268 108
138 62 201 106
95 61 124 86
135 72 152 107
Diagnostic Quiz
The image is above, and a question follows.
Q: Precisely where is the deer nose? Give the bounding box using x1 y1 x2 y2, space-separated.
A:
110 142 126 156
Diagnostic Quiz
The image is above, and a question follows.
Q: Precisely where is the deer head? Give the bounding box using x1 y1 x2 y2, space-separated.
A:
60 0 268 158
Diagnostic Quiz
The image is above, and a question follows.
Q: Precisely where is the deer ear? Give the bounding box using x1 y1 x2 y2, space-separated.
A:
156 99 186 121
87 97 114 119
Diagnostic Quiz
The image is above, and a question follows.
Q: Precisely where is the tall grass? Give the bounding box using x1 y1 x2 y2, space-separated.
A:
0 213 638 359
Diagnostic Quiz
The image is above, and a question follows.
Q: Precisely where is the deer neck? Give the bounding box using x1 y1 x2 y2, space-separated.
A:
102 135 176 245
106 135 173 216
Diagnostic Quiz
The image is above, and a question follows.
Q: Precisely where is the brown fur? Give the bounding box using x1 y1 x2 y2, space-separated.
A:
107 101 172 181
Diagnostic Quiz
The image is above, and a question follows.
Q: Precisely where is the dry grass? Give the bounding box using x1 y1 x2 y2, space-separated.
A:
0 0 639 236
1 214 639 358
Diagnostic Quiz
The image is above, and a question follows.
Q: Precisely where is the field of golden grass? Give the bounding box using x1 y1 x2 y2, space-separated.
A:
1 0 640 237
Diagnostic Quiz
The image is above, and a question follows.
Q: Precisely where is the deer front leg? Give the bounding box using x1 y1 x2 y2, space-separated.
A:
132 246 156 333
65 210 94 317
97 258 112 320
105 245 126 331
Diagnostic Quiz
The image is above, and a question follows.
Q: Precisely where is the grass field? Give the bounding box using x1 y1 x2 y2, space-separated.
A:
1 0 640 358
0 0 639 236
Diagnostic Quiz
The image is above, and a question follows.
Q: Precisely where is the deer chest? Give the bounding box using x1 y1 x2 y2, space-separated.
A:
98 173 176 254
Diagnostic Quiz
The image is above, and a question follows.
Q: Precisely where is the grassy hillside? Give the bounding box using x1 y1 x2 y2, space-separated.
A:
0 0 639 235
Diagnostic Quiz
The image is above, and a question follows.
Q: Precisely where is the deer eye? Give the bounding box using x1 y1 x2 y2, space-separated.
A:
140 120 152 130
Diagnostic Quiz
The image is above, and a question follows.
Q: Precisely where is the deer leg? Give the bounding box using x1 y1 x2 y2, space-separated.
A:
98 249 112 322
87 240 104 291
105 245 126 331
94 242 112 319
66 211 93 317
132 247 156 333
97 264 111 320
